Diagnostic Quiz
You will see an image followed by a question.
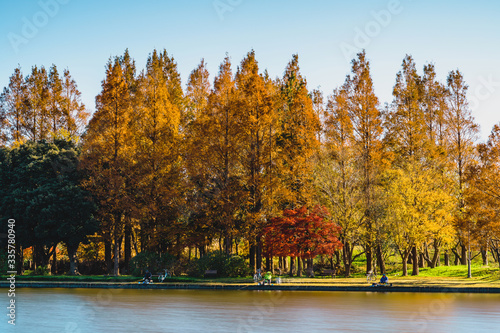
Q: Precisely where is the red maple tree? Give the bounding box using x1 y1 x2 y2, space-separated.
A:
262 206 342 259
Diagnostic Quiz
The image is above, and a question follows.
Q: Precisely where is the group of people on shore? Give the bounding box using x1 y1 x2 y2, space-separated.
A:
141 268 389 286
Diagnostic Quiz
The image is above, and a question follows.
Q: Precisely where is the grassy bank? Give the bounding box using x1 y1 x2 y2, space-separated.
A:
2 264 498 288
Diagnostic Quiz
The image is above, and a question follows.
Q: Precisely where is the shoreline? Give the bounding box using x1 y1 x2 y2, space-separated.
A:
2 282 500 293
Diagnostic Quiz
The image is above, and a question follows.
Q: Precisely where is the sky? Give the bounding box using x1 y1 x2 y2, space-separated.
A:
1 0 499 140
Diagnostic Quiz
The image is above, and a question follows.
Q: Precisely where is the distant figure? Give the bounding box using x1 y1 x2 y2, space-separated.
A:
143 270 152 284
380 273 388 284
264 271 272 285
254 268 262 283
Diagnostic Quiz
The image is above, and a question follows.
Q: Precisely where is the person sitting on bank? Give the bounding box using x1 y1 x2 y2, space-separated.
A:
143 270 153 284
380 273 388 284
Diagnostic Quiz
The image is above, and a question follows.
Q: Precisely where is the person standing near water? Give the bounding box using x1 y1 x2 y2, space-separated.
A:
264 271 272 285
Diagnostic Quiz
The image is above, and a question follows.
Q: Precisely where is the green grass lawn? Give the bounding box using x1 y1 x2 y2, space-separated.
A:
0 274 197 283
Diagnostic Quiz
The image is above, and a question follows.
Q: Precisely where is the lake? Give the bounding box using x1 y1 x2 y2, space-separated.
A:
1 288 499 332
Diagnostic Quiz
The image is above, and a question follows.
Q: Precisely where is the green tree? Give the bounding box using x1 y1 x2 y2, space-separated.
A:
0 138 97 275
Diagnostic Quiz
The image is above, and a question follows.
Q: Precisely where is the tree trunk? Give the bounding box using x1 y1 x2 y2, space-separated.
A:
444 251 450 266
481 247 488 266
198 246 205 257
68 244 79 275
402 249 410 276
342 242 353 277
124 222 132 274
256 237 262 271
105 238 112 274
224 235 232 255
113 234 120 276
493 248 500 269
289 256 294 277
308 258 314 277
51 245 57 275
460 244 467 265
32 244 38 270
490 246 499 263
297 257 302 277
15 243 23 275
376 244 386 274
334 250 340 267
430 244 440 268
419 252 424 268
412 246 419 276
249 243 256 271
366 245 373 274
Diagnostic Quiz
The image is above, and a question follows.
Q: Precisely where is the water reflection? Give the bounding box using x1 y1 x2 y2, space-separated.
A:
1 288 499 332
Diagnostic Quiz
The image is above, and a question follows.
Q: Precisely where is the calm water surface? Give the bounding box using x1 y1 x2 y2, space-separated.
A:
1 288 499 332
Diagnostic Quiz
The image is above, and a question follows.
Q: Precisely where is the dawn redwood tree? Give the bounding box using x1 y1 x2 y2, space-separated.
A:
445 70 479 277
0 65 87 145
133 49 184 254
418 63 452 268
385 55 430 275
0 67 25 144
235 50 275 271
275 54 320 208
81 56 134 276
465 124 500 269
344 51 384 274
185 56 247 255
60 68 89 136
315 85 365 277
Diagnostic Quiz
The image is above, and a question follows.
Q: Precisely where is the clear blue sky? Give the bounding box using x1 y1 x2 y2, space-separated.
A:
1 0 499 140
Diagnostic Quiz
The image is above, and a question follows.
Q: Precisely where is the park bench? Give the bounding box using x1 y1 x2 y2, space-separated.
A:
204 270 218 278
319 268 336 278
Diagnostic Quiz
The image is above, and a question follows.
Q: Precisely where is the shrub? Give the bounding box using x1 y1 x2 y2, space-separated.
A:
129 252 176 277
224 255 252 277
32 265 50 276
189 251 251 278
